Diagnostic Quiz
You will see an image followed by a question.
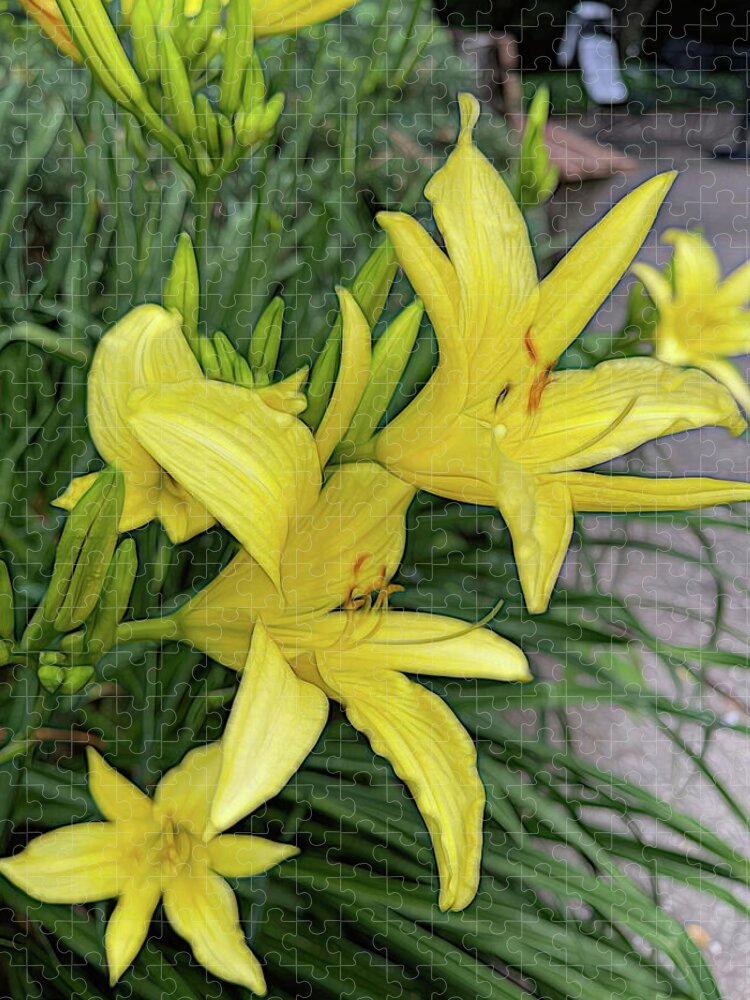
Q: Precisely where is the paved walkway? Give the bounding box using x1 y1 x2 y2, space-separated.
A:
550 112 750 998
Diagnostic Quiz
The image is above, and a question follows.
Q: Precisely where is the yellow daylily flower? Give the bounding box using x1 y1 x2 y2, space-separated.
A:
54 304 321 588
0 743 299 993
18 0 81 62
145 462 531 912
374 93 750 614
633 229 750 414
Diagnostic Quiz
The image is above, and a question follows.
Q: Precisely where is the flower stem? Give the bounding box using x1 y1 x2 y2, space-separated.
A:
116 616 179 645
192 173 221 331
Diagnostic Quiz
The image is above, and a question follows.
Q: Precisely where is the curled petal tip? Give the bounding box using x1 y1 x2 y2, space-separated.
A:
457 92 480 142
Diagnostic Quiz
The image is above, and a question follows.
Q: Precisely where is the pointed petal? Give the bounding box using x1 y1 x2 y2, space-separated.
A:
86 749 152 823
0 824 123 903
717 258 750 308
319 665 483 912
532 173 676 364
631 262 674 312
163 865 266 995
376 211 463 376
494 461 574 614
324 611 530 681
154 744 223 838
507 358 747 473
283 462 414 614
53 469 211 541
210 621 329 835
52 473 101 514
252 0 355 37
173 550 260 671
208 834 298 879
105 881 161 985
691 322 750 359
127 379 321 589
88 304 200 475
315 288 372 466
663 228 722 295
562 470 750 510
425 93 538 395
698 356 750 413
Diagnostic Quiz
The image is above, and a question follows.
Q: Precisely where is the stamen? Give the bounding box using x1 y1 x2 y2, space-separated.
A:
366 594 506 646
527 367 552 414
524 327 538 363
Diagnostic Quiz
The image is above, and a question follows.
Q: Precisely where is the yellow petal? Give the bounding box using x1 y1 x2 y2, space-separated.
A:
376 211 463 378
252 0 356 37
282 462 414 615
697 356 750 414
172 550 259 671
315 288 372 466
504 358 747 473
694 322 750 359
257 367 309 415
631 262 674 313
717 258 750 308
154 744 222 838
210 621 328 834
208 834 297 879
53 469 213 542
163 864 266 995
320 666 483 912
52 473 102 514
425 93 538 399
127 379 321 590
322 611 530 681
0 824 123 903
376 410 498 507
86 748 152 823
89 304 201 476
561 470 750 511
495 472 573 615
105 881 162 985
663 228 722 295
532 173 676 364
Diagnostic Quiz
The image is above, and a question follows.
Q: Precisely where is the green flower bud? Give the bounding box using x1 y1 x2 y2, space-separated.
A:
164 233 200 351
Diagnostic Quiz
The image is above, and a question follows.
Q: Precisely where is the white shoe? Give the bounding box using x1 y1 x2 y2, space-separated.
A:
558 2 629 105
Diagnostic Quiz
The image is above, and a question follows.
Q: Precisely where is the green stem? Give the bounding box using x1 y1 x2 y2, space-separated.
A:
0 685 54 767
116 616 179 645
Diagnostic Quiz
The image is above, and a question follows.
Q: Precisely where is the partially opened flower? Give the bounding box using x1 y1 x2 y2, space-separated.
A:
374 93 750 614
128 462 531 912
633 229 750 414
0 742 299 992
54 304 320 588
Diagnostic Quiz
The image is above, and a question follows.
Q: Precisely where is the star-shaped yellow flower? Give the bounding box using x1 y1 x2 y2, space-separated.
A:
132 462 531 913
0 743 298 993
633 228 750 414
373 93 750 613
